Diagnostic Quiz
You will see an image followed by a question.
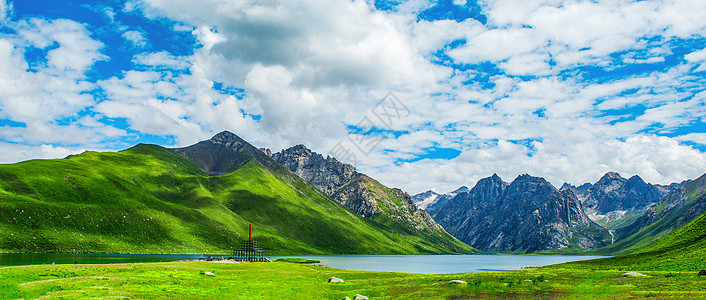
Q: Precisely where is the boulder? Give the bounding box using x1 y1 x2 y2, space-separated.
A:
622 272 645 277
203 271 215 277
353 295 368 300
449 279 467 284
328 277 344 283
698 270 706 276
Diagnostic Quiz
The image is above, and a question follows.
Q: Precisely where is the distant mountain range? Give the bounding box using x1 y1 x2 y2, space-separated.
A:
593 172 706 255
412 186 468 211
560 172 681 229
416 171 704 254
419 174 609 253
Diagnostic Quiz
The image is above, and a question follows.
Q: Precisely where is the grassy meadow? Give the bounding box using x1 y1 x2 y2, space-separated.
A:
1 260 705 299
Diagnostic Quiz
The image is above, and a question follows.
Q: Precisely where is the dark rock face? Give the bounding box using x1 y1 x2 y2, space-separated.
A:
171 131 276 175
561 172 676 227
411 190 441 210
614 174 706 241
584 173 665 213
271 145 355 195
431 174 609 252
272 145 442 231
416 186 469 216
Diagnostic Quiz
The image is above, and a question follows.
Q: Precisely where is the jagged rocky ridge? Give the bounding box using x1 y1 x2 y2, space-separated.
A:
413 186 468 215
594 172 706 254
269 144 445 233
425 174 611 253
411 190 441 210
560 172 677 228
171 131 284 176
271 145 355 195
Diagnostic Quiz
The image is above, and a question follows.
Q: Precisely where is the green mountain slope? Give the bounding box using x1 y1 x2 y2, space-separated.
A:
335 174 466 252
270 144 469 253
0 138 474 254
555 174 706 271
554 208 706 271
592 173 706 255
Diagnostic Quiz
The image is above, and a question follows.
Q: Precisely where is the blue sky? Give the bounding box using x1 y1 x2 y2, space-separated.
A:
0 0 705 194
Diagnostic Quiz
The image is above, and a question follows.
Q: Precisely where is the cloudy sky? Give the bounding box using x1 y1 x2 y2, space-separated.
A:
1 0 705 194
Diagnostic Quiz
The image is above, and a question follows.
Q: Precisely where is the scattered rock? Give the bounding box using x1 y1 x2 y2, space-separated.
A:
353 295 368 300
523 279 532 282
203 271 215 277
622 272 645 277
328 277 344 283
449 280 467 284
698 270 706 276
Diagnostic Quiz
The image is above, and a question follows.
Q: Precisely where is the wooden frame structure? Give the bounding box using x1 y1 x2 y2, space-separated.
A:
231 224 268 262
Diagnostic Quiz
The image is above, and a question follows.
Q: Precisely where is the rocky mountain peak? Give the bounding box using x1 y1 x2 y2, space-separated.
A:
259 148 272 156
595 172 626 186
625 175 646 186
171 131 270 175
450 186 469 196
272 145 356 195
510 174 557 192
412 190 441 210
560 182 574 191
475 174 507 191
590 172 627 196
210 130 245 144
603 171 622 179
429 172 607 253
286 144 313 155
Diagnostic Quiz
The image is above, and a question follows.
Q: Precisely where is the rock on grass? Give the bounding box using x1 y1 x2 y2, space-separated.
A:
328 277 344 283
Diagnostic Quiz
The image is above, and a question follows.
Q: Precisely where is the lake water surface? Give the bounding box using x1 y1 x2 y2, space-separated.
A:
272 255 607 274
0 253 606 274
0 253 229 266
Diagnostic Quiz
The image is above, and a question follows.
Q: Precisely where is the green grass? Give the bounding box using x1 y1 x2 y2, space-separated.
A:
1 261 704 299
0 144 474 255
273 258 321 264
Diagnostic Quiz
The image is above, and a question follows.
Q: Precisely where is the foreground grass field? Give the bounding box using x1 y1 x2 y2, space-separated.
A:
1 260 705 299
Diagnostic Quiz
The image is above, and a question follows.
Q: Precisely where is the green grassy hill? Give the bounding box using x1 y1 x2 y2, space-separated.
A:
344 174 466 252
0 143 474 254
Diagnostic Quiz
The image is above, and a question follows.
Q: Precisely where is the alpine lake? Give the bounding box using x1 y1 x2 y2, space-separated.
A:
0 252 605 274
